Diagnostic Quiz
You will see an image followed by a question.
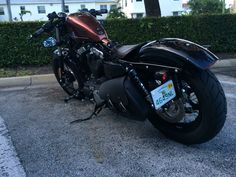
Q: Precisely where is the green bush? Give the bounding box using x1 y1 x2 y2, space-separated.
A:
104 14 236 53
0 14 236 67
0 22 52 67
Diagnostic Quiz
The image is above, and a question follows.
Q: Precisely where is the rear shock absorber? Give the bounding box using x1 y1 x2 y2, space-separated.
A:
128 69 154 108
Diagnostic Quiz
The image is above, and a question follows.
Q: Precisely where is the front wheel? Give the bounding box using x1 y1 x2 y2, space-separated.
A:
148 69 227 144
53 58 83 97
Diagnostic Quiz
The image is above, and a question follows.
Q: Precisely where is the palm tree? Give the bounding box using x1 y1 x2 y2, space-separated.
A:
19 10 31 21
107 7 127 19
144 0 161 17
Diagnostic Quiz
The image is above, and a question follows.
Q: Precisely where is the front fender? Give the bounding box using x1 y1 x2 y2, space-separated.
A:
139 38 218 70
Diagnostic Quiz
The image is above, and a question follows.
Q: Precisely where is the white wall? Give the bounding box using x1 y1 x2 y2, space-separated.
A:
0 2 116 22
120 0 183 18
0 5 9 21
159 0 183 16
121 0 146 18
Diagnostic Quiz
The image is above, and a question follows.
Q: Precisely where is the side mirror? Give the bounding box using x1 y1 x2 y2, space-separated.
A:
47 11 58 21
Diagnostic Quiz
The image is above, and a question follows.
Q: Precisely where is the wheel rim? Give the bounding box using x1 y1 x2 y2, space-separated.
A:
157 79 202 130
59 64 80 95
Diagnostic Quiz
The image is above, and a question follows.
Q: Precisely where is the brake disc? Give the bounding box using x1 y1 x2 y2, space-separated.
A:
157 98 185 123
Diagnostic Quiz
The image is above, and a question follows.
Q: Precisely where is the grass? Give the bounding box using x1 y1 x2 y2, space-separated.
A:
0 68 33 78
0 65 52 78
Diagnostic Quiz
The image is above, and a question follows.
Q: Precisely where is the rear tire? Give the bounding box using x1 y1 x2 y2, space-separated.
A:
148 69 227 144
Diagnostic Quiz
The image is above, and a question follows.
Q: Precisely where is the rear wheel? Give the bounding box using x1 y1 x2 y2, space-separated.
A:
148 69 227 144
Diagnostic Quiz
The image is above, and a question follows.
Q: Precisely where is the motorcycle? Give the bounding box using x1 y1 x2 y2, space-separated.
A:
30 9 227 144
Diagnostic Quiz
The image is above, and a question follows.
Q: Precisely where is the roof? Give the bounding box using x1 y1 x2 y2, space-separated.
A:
0 0 117 5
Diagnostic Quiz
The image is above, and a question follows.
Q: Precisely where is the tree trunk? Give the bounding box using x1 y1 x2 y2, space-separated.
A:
6 0 12 21
61 0 65 12
144 0 161 17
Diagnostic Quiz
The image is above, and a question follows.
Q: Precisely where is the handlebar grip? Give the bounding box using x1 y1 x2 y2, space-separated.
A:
32 28 44 38
47 12 58 21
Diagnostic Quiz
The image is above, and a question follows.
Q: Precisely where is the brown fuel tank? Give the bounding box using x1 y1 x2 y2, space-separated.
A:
66 12 108 43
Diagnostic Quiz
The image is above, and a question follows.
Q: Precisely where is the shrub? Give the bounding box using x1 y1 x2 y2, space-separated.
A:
0 22 52 67
0 14 236 67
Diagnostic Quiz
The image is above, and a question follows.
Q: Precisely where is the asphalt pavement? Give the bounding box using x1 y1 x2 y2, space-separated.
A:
0 69 235 177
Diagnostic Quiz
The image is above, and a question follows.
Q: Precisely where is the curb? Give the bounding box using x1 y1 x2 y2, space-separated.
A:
0 59 235 88
212 58 236 68
0 74 56 88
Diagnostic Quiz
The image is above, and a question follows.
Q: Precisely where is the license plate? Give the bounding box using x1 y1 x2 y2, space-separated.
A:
151 80 176 110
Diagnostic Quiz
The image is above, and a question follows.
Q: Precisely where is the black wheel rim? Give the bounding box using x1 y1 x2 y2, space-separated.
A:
60 64 79 95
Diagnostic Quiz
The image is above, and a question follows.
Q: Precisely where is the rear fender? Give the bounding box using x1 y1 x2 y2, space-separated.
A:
139 38 219 70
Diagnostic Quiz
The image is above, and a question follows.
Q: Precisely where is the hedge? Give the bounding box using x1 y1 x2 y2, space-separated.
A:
0 14 236 67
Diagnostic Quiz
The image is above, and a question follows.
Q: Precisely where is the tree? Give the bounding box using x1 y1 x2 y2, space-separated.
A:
107 7 127 19
188 0 225 15
144 0 161 17
19 10 31 21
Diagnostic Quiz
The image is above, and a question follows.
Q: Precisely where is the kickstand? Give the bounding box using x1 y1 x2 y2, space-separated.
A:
70 103 105 124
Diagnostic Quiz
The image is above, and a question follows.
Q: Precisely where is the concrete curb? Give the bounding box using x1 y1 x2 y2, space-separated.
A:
0 59 235 88
0 74 56 88
212 58 236 68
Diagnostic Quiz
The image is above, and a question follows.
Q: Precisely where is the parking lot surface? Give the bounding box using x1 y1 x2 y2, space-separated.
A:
0 71 236 177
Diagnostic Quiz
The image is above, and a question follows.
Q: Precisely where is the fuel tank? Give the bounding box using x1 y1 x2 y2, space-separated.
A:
66 12 108 42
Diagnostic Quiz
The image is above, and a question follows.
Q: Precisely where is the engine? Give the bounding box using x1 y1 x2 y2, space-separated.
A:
76 45 104 78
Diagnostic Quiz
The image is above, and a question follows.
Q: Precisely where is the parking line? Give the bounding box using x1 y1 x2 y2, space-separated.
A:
0 116 26 177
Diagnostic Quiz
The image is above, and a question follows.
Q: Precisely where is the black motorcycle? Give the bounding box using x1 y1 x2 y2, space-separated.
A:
30 10 227 144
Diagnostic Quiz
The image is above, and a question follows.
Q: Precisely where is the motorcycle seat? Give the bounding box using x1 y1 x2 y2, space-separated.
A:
114 43 146 59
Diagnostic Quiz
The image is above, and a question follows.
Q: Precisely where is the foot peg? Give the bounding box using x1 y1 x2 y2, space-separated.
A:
64 90 84 103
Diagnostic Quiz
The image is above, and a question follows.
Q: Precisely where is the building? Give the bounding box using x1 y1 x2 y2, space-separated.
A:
182 0 190 14
119 0 183 18
231 0 236 13
0 0 117 21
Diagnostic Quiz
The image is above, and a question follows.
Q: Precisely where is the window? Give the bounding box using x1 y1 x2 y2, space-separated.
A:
81 4 86 10
110 4 117 10
136 13 143 18
136 0 142 1
100 5 107 10
37 6 46 14
20 6 25 13
64 5 69 13
0 7 4 15
173 11 180 16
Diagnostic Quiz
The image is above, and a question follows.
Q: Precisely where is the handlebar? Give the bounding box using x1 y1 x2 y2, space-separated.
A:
29 9 107 40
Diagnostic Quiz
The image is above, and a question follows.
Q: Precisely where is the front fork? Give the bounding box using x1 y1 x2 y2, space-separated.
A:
55 26 63 80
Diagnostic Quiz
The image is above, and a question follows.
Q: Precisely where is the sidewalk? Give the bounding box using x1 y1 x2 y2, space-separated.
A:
0 58 235 88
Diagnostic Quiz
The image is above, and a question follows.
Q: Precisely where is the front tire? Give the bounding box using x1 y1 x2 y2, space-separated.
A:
53 58 82 97
148 69 227 144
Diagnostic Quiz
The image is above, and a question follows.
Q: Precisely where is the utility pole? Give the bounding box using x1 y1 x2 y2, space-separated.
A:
61 0 65 12
222 0 225 14
6 0 12 21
